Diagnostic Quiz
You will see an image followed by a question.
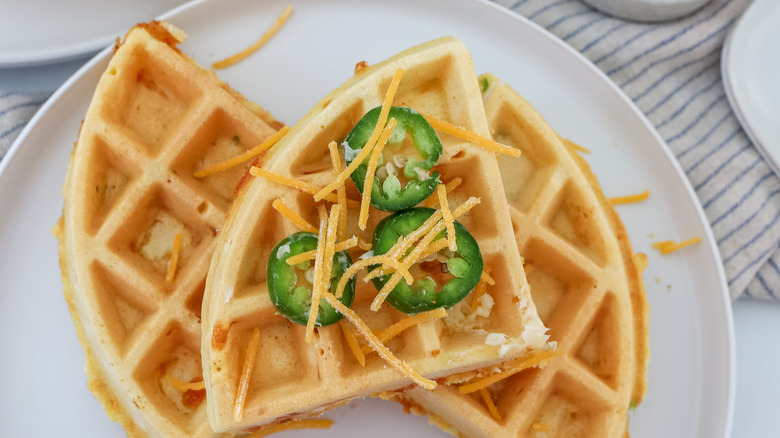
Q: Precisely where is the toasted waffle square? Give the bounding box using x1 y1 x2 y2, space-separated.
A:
56 22 283 437
396 76 649 438
201 39 551 433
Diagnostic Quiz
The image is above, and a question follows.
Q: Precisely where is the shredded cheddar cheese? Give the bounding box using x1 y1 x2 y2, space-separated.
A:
459 350 561 394
479 388 502 421
193 126 290 178
481 270 495 286
417 238 451 263
314 67 404 201
285 236 358 266
532 422 550 431
444 177 463 194
423 114 520 157
372 219 452 311
609 189 650 205
334 255 413 298
634 252 649 272
249 166 359 207
371 221 448 311
359 118 398 230
328 141 348 241
470 267 492 312
245 419 334 438
561 138 590 154
451 196 482 219
339 320 365 367
428 177 464 207
167 376 205 392
212 6 294 69
370 197 481 311
234 327 261 421
389 195 479 262
388 209 444 259
357 237 373 251
165 233 183 283
305 205 336 343
361 308 447 355
652 237 702 255
323 292 436 390
437 184 457 251
272 199 317 233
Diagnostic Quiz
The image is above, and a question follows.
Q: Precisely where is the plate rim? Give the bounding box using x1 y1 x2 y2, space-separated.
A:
721 0 780 176
0 0 191 68
0 0 736 435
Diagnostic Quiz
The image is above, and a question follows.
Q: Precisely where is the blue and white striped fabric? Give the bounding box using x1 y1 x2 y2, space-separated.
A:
0 0 776 300
0 92 50 158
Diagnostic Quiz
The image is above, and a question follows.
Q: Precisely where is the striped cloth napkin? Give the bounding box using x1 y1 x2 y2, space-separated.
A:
0 0 776 301
0 91 51 158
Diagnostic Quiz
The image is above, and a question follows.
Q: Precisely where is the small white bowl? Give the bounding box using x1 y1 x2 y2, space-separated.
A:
581 0 713 22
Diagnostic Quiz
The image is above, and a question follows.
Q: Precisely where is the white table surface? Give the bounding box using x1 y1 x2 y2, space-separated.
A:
2 54 778 438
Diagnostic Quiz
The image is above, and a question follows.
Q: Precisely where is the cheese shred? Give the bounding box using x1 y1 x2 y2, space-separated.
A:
334 255 413 298
165 233 183 283
437 184 457 251
470 267 492 312
359 118 398 230
212 6 293 69
417 238 451 264
423 114 520 157
532 422 550 431
361 308 447 355
323 293 436 390
234 327 261 421
371 220 448 311
328 141 348 241
245 419 334 438
314 67 404 201
652 237 702 255
561 138 590 154
481 270 495 286
428 177 463 207
272 199 317 233
305 205 336 344
249 166 359 207
609 189 650 205
479 388 502 421
339 320 365 367
370 197 481 311
458 350 561 394
166 376 205 392
285 236 358 266
193 126 290 178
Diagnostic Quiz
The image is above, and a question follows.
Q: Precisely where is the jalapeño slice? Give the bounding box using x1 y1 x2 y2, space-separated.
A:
267 232 355 326
370 208 483 314
345 106 443 211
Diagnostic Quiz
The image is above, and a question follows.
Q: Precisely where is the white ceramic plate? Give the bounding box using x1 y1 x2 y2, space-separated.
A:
722 0 780 176
0 0 188 68
0 0 734 436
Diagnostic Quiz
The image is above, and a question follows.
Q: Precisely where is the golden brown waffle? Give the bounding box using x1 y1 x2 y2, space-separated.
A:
55 22 282 437
201 38 550 434
396 75 649 437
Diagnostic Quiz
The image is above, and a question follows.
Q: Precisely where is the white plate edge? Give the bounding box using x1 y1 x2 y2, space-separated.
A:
721 0 780 177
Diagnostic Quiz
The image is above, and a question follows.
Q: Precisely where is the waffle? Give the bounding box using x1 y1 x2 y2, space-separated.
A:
54 22 283 437
201 38 551 434
395 75 650 437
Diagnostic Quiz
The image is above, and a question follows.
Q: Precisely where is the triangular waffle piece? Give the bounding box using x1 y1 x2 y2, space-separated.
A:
201 39 550 434
54 22 283 437
396 75 649 437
